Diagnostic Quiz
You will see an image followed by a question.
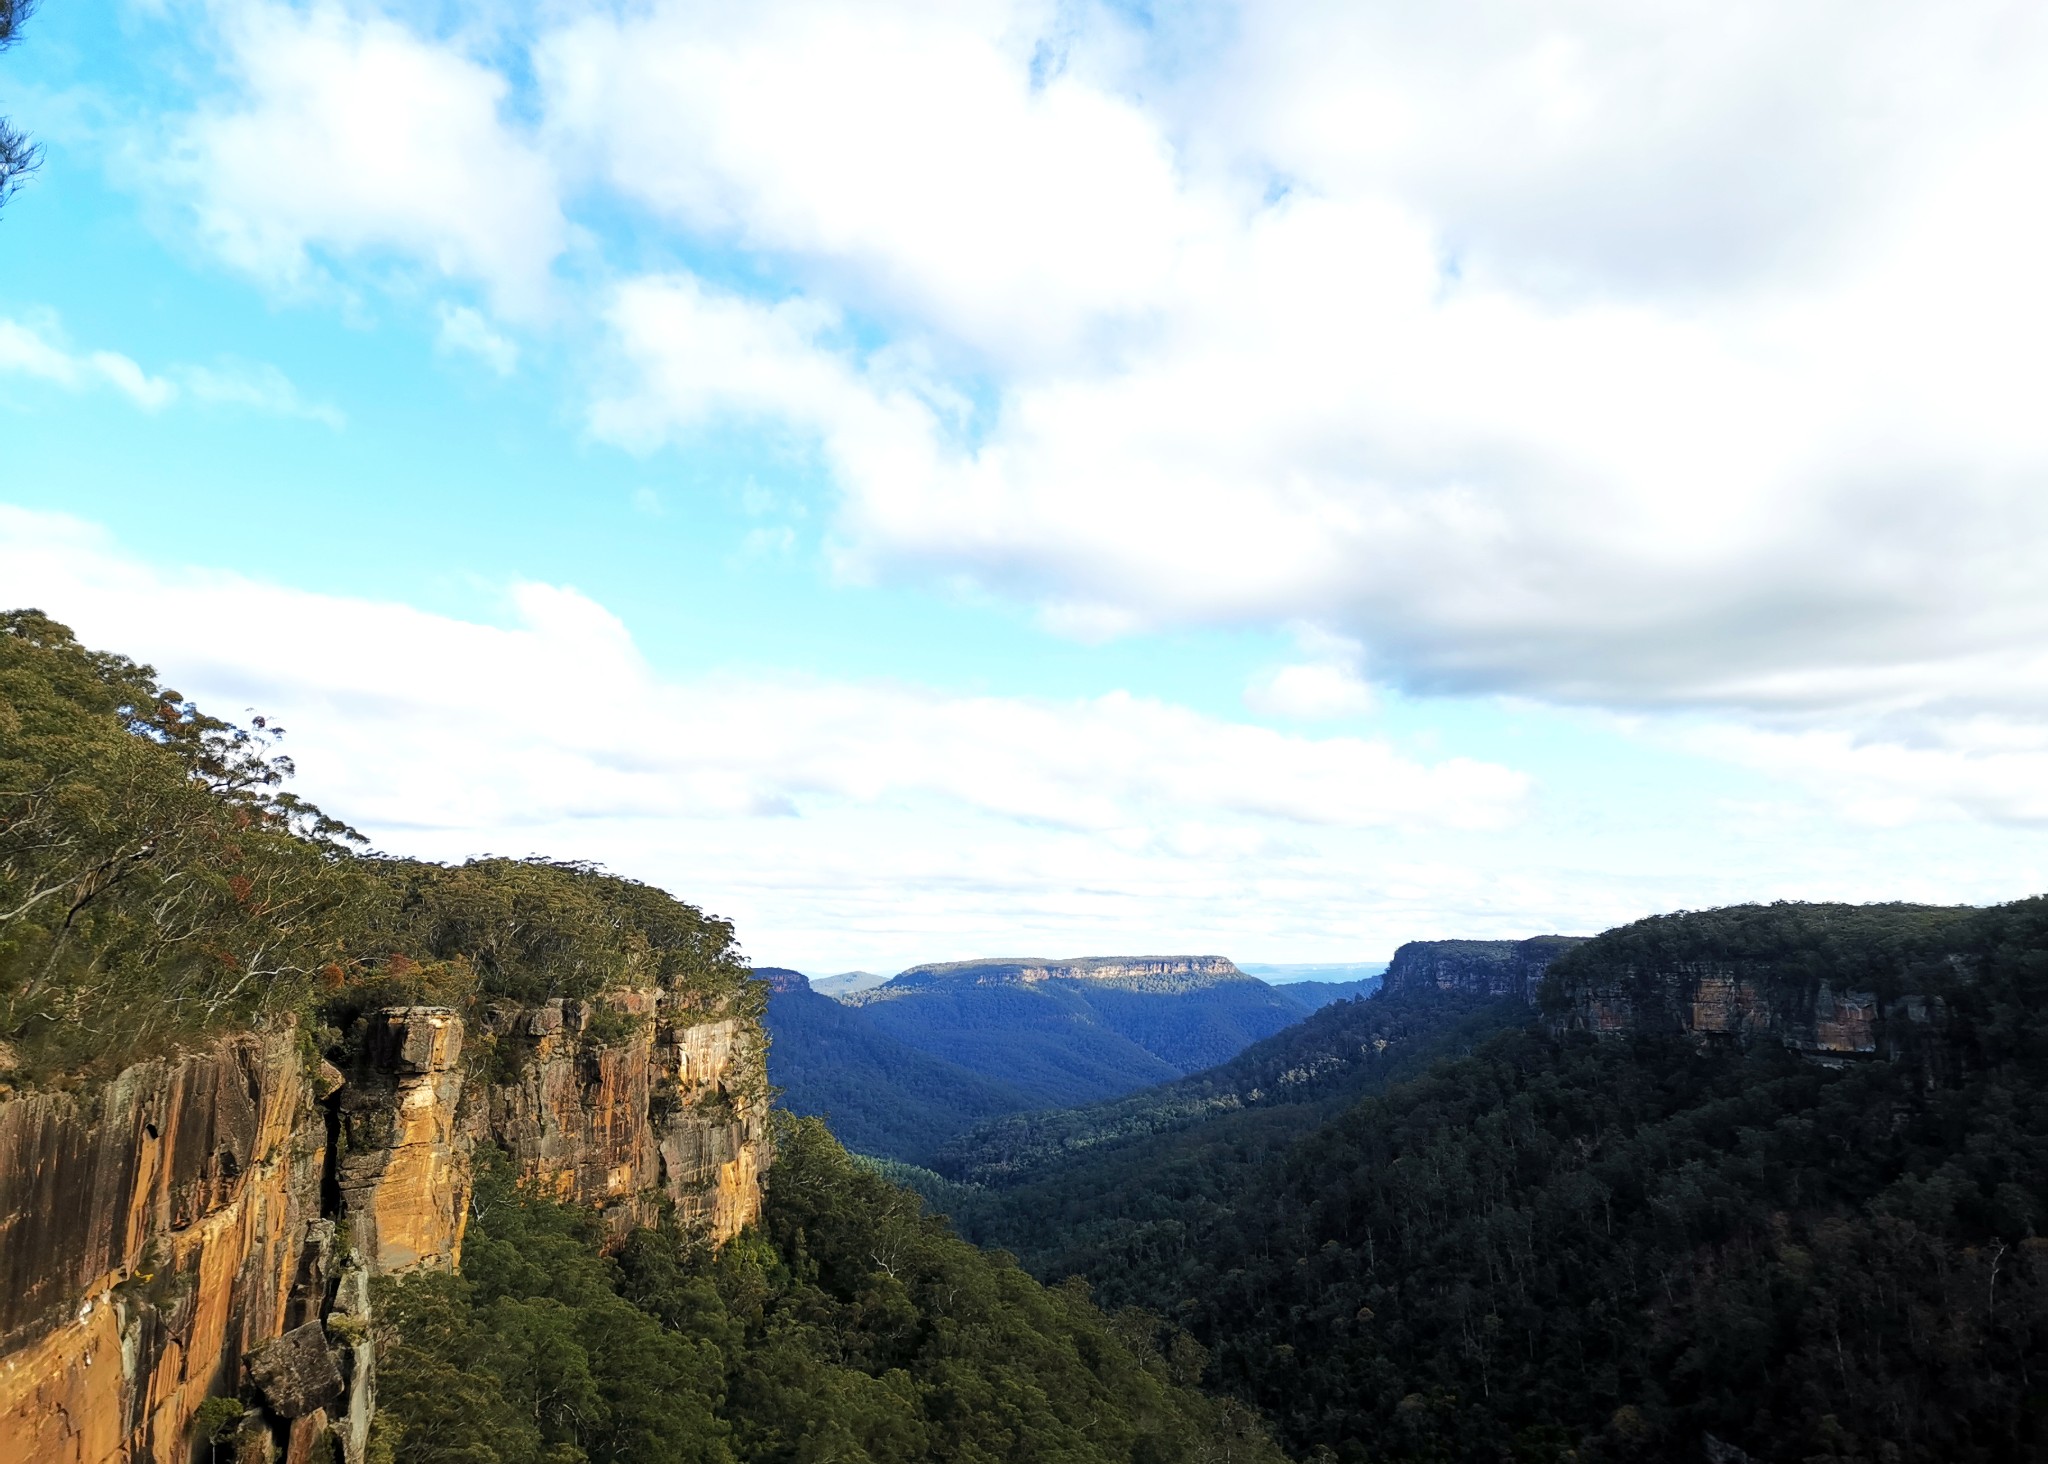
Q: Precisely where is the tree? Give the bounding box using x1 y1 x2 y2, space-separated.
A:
1 0 39 213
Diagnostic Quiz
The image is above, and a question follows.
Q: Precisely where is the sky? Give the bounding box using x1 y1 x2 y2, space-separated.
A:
4 0 2048 973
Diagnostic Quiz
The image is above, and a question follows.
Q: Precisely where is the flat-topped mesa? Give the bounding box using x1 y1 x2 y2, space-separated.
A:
1380 936 1588 1004
868 955 1247 998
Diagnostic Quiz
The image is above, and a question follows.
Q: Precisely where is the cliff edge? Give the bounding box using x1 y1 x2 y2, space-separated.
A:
0 990 768 1464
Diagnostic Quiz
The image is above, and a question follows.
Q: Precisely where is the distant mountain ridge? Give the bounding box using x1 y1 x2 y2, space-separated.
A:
770 953 1309 1117
767 953 1385 1160
871 954 1245 992
808 969 890 998
1241 960 1389 985
758 968 1040 1162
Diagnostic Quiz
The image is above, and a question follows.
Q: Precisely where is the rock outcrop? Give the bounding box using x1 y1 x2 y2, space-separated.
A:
0 989 769 1464
1543 959 1939 1059
1380 936 1587 1003
467 994 765 1245
0 1030 326 1464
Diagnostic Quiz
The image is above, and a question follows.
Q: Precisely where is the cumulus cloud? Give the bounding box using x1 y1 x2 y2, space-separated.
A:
0 313 338 423
169 0 566 314
0 508 1550 960
562 1 2048 769
1247 662 1376 722
1 315 176 408
120 0 2048 836
539 0 1209 363
435 303 518 376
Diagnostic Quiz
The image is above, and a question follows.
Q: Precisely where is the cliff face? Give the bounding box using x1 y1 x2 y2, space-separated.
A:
0 1030 325 1464
1543 959 1938 1058
465 995 765 1246
0 991 768 1464
1380 936 1587 1003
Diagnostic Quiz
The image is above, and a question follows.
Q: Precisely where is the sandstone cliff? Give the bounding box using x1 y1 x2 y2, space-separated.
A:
0 990 768 1464
1541 956 1942 1059
1379 936 1587 1003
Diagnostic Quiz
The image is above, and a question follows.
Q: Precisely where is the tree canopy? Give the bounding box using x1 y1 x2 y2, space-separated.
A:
0 0 38 212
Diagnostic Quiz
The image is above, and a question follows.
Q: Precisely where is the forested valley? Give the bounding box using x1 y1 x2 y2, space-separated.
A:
6 609 2047 1464
931 904 2048 1463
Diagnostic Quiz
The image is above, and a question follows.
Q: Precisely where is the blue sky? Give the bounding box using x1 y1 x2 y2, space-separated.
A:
5 0 2048 972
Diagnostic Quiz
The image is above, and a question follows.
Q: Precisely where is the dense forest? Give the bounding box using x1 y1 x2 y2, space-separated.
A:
374 1117 1279 1464
945 901 2048 1463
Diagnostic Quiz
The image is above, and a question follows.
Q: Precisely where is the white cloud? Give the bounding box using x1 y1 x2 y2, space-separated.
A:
0 313 337 422
435 304 518 376
539 0 1210 364
0 508 1549 963
178 360 346 427
1247 662 1376 722
560 1 2048 771
170 0 566 314
1 316 176 409
111 1 2048 845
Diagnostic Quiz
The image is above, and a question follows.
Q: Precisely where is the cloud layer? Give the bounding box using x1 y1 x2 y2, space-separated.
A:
40 0 2048 957
1 508 1548 962
154 1 2048 733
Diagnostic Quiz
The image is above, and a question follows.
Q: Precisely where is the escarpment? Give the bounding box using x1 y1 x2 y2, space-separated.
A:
0 991 769 1464
1536 902 1987 1061
1379 935 1587 1002
1382 913 1973 1063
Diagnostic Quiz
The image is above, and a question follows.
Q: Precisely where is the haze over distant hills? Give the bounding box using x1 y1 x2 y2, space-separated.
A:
758 969 1039 1161
843 955 1311 1111
808 969 890 998
1240 959 1389 985
762 953 1365 1158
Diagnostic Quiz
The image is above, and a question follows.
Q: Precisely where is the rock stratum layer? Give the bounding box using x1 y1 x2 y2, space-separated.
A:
1383 927 1933 1062
1543 957 1938 1058
0 992 767 1464
1379 936 1587 1003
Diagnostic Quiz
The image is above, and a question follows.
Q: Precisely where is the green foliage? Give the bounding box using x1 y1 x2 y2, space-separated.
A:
959 901 2048 1463
0 610 366 1078
0 613 758 1081
189 1394 245 1443
363 857 752 1010
0 0 40 211
376 1123 1285 1464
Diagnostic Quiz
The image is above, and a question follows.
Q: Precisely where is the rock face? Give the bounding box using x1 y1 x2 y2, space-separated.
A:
0 990 768 1464
467 994 766 1246
336 1008 469 1275
0 1030 326 1464
1544 959 1929 1058
1380 936 1588 1003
